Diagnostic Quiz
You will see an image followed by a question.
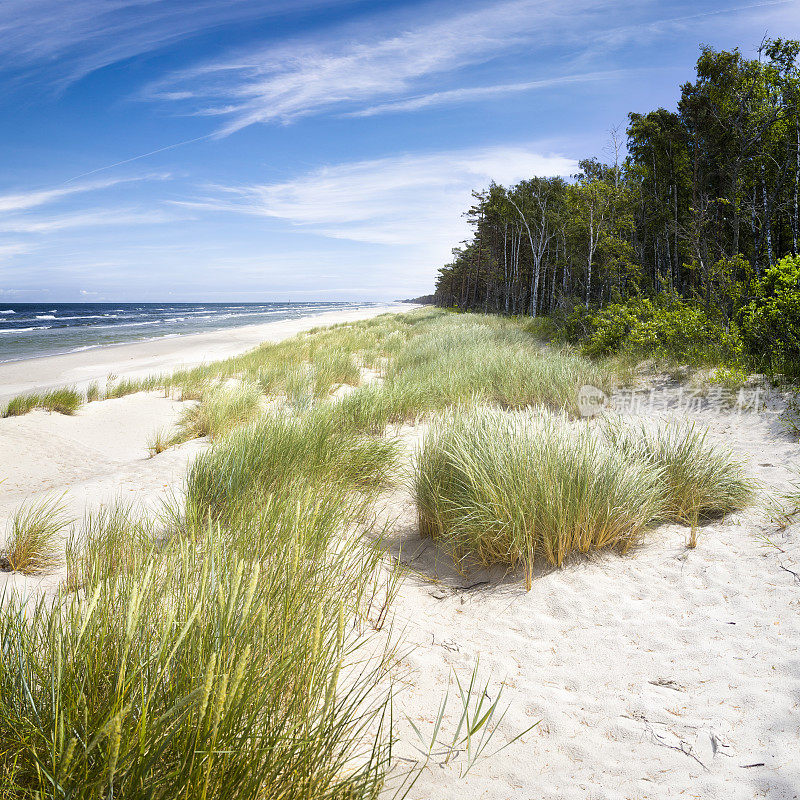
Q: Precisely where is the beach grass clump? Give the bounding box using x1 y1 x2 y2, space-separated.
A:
334 382 430 434
65 504 152 592
41 387 82 414
146 427 173 456
414 409 665 587
175 382 262 441
85 381 102 402
2 393 41 417
313 348 361 397
2 387 82 417
0 497 392 798
2 496 70 574
601 420 754 522
186 407 400 520
104 375 160 399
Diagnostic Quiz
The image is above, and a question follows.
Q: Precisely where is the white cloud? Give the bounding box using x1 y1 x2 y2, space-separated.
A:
0 243 31 260
346 71 629 117
0 0 350 89
0 173 174 266
0 208 176 235
148 0 615 134
0 175 156 214
145 0 800 133
176 145 576 257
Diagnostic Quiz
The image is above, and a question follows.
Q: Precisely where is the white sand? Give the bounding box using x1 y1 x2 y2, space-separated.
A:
0 303 406 592
383 388 800 799
1 328 798 798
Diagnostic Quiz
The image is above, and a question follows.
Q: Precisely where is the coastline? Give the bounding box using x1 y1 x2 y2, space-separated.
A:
0 307 797 798
0 303 410 405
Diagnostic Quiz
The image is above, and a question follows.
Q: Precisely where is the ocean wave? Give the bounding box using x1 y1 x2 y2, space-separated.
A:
0 310 14 314
36 314 56 319
0 326 47 333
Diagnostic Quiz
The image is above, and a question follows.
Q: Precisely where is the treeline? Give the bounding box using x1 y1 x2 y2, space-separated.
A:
433 39 800 321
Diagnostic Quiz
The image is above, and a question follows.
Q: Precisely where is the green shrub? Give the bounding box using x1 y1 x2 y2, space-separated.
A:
579 298 742 365
740 254 800 375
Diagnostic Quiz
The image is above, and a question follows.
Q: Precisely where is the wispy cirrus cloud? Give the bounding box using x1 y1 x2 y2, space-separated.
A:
175 144 576 250
0 208 177 235
346 70 631 118
0 175 159 214
0 173 176 265
144 0 799 134
0 0 353 90
147 0 620 134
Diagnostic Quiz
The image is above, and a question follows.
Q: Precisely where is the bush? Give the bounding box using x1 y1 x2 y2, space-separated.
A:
577 298 743 365
740 255 800 375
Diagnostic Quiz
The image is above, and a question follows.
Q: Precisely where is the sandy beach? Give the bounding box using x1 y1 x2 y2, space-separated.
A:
0 303 405 590
0 304 407 406
0 309 797 799
382 388 800 799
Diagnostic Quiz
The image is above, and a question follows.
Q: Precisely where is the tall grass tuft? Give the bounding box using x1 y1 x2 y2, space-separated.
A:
601 420 754 522
313 349 360 397
2 393 40 417
0 496 394 798
65 504 152 592
186 406 399 520
175 382 262 441
2 387 82 417
85 382 102 402
2 496 70 574
415 409 665 587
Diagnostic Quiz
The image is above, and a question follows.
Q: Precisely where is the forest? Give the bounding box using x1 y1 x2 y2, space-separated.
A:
431 39 800 374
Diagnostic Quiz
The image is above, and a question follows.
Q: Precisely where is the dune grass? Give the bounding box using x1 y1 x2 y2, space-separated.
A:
2 387 82 417
146 427 173 456
0 493 394 799
601 419 754 522
186 406 400 521
85 381 101 402
0 309 619 424
415 409 665 587
415 408 754 586
312 348 361 397
174 382 262 442
65 504 153 592
2 496 70 574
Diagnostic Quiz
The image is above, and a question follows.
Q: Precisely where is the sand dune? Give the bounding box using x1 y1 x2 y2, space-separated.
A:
0 314 798 799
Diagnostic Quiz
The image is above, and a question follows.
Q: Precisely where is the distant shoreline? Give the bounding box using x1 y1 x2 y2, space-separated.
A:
0 301 388 365
0 303 411 405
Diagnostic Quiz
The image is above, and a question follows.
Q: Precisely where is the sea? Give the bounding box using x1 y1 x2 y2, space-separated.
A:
0 302 379 363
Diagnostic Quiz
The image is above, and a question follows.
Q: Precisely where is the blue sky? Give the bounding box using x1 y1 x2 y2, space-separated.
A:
0 0 797 302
